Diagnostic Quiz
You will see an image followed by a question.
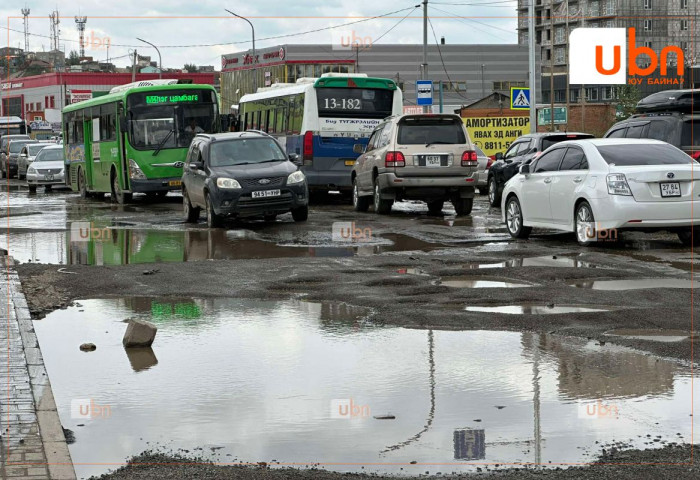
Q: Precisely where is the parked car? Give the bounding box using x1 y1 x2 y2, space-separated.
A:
18 143 51 179
604 112 700 161
501 138 700 247
0 134 30 178
475 145 492 195
351 113 478 216
487 132 595 207
1 139 38 179
26 145 65 193
181 131 309 228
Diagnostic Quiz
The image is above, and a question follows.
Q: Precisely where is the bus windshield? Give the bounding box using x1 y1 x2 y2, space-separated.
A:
316 87 394 119
127 89 218 150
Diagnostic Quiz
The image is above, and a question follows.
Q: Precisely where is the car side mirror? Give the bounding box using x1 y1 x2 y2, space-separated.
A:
495 152 504 161
190 161 204 170
353 144 366 154
519 164 531 175
288 153 302 166
20 153 27 158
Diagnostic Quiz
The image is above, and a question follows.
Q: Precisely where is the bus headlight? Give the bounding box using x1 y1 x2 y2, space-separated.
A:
216 177 242 189
129 159 146 180
287 170 305 185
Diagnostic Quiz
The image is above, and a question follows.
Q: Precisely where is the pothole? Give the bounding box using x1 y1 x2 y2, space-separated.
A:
568 278 694 290
465 304 613 314
435 277 533 288
605 329 698 343
464 255 596 269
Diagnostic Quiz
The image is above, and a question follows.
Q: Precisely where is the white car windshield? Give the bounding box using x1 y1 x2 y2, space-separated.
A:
597 144 693 166
34 148 64 162
27 144 48 155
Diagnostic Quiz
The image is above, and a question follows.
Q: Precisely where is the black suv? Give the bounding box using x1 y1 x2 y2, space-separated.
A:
181 131 309 227
603 112 700 160
486 132 594 207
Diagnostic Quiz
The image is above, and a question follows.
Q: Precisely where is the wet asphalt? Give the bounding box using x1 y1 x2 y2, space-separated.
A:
2 177 699 478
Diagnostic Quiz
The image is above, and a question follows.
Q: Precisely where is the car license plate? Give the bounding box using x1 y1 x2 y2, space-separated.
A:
426 155 442 167
168 180 182 187
252 189 281 198
44 174 54 181
344 160 355 166
660 182 681 197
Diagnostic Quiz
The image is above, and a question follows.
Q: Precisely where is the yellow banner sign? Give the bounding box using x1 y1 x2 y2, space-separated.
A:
462 116 530 157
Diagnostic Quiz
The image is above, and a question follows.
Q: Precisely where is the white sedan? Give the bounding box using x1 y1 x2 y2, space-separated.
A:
501 139 700 246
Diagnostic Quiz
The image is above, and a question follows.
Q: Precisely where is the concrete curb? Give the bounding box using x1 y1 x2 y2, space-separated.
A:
4 259 76 480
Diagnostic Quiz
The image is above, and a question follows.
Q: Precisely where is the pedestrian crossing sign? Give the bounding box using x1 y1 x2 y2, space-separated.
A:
510 87 531 110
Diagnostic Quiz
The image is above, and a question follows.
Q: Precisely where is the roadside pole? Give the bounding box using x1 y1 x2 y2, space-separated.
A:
422 0 429 113
528 0 537 133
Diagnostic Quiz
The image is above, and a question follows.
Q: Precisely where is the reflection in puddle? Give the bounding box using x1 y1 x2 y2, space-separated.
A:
605 329 696 343
396 268 429 276
569 278 693 290
437 277 533 288
465 256 595 270
465 305 611 314
34 298 693 478
4 228 445 265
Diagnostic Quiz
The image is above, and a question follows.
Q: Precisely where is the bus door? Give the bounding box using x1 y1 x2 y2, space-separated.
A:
83 117 97 191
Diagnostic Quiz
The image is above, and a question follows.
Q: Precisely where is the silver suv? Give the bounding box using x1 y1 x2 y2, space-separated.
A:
351 114 478 215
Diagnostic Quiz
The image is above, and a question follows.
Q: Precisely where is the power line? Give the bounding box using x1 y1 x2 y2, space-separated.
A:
426 16 471 102
429 5 516 39
0 6 419 50
431 0 517 6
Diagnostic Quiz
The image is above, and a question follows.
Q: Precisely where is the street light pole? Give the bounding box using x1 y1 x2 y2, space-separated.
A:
136 38 162 79
226 9 256 93
422 0 429 113
528 0 537 133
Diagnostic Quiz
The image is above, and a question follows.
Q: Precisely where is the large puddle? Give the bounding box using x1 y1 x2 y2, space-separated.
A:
568 278 694 290
465 255 596 269
35 297 694 478
2 228 444 265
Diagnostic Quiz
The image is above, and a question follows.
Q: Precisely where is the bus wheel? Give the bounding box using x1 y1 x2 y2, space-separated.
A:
78 168 89 198
111 170 132 204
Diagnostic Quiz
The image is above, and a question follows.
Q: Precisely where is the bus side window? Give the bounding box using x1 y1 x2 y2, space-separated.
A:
76 113 84 144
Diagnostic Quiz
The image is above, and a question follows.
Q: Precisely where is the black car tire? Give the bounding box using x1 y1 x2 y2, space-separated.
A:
452 197 473 216
292 205 308 222
205 192 223 228
574 201 596 247
352 178 370 212
28 185 36 193
677 227 700 247
488 176 501 207
427 200 444 216
111 171 132 204
478 187 488 195
373 182 392 215
182 187 200 223
505 196 531 239
264 213 277 222
45 185 52 192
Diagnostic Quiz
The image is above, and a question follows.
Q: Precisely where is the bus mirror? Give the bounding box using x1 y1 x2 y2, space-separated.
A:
353 144 365 154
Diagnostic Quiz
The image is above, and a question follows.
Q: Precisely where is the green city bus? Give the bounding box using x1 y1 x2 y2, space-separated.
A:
62 80 219 203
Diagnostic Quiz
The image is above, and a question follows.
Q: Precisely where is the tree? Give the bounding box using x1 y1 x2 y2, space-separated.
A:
183 63 198 73
614 85 642 121
67 50 81 66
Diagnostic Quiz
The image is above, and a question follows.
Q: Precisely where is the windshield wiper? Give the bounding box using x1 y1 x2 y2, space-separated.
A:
258 159 285 163
152 129 174 157
425 141 451 147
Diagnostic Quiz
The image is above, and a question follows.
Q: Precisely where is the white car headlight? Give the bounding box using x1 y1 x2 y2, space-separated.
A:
606 173 632 196
216 177 241 189
129 159 146 179
27 167 36 174
287 170 305 185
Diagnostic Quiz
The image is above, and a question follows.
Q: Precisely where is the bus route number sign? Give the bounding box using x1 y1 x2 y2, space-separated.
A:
146 94 200 105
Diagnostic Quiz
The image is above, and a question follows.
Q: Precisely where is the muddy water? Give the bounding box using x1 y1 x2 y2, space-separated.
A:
2 228 445 265
569 278 694 290
465 255 596 269
35 298 694 479
437 277 533 288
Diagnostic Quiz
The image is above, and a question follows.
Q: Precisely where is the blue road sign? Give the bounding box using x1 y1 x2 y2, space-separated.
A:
416 80 433 106
510 87 531 110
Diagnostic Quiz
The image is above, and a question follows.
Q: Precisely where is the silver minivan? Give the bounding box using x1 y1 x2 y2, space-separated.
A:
351 114 478 215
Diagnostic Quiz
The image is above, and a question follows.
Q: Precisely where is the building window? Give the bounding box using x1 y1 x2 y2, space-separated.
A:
589 1 600 16
681 20 689 31
50 96 55 108
645 41 653 49
36 102 42 110
555 27 565 44
602 86 615 100
554 90 565 103
602 0 615 15
681 0 688 9
644 20 652 31
570 88 580 103
644 0 652 10
585 87 598 101
555 47 566 65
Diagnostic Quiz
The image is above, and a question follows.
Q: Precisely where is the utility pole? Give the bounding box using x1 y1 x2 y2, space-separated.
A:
528 0 537 133
21 8 30 52
131 49 137 82
422 0 429 113
565 0 570 131
550 2 555 130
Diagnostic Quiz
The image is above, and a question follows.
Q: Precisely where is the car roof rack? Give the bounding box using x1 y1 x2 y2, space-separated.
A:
636 89 699 114
241 129 274 139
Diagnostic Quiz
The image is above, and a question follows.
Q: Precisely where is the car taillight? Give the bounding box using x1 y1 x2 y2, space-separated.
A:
303 131 313 163
461 150 478 166
385 151 405 167
691 151 700 161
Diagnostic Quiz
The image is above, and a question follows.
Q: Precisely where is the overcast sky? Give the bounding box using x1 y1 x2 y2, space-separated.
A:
2 1 518 69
